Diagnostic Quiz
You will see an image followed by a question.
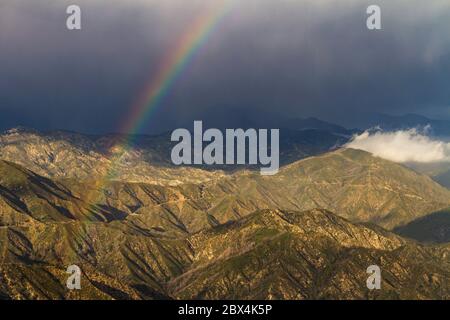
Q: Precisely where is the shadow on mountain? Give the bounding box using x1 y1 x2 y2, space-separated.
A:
0 184 31 215
394 209 450 244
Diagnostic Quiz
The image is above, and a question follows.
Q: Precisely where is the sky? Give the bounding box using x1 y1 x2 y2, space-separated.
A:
1 0 450 134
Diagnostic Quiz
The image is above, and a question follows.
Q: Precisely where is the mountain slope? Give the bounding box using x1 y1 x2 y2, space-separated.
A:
0 128 223 186
394 209 450 244
0 127 349 184
2 147 449 234
194 149 450 230
0 160 132 225
267 148 450 229
51 148 450 234
1 207 448 300
169 209 449 300
1 143 450 299
0 220 191 299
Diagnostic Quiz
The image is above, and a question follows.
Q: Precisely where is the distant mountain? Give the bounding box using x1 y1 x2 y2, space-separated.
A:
0 127 224 185
394 209 450 244
410 162 450 189
433 169 450 189
279 117 355 136
358 113 450 137
175 109 356 136
0 126 350 182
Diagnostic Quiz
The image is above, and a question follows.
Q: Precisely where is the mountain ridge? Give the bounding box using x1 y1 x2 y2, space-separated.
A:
2 208 448 299
1 127 450 299
0 126 351 185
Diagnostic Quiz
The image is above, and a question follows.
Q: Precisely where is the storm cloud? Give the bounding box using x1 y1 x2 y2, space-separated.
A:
1 0 450 134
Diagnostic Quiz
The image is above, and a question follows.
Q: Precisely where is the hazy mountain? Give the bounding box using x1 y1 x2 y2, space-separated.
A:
357 113 450 137
399 158 450 190
280 117 355 136
394 209 450 244
175 108 355 135
433 170 450 189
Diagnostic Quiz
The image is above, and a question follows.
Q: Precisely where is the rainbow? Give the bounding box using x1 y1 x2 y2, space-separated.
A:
121 0 234 137
85 0 235 207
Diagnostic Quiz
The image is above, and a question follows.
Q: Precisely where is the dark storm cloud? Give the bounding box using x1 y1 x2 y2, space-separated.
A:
1 0 450 133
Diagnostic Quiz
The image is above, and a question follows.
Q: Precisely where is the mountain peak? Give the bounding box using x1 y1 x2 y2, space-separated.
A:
3 126 39 136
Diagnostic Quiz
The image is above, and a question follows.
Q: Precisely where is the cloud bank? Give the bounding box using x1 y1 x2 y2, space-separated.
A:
346 129 450 163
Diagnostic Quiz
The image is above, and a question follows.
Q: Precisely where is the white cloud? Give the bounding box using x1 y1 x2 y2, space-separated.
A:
346 128 450 163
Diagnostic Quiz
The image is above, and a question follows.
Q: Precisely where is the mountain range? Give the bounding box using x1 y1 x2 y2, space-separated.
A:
0 125 449 300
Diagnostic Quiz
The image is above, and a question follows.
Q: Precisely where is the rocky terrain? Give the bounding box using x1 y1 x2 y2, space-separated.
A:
0 127 223 186
1 206 448 299
0 128 449 300
0 127 348 184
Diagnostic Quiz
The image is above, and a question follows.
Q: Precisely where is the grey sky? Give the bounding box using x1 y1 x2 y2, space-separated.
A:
1 0 450 133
